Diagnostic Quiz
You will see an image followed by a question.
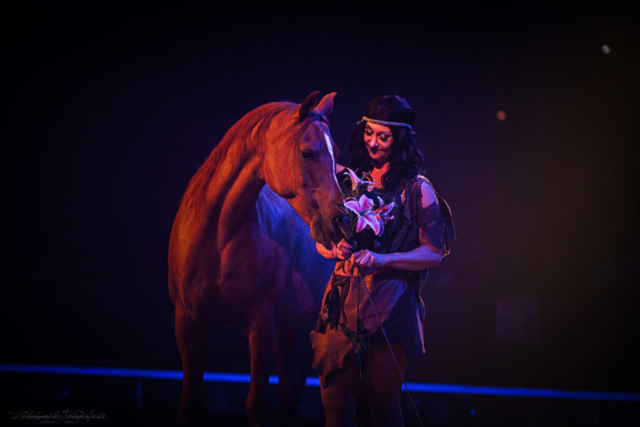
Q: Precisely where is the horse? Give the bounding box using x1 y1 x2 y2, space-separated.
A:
168 92 346 426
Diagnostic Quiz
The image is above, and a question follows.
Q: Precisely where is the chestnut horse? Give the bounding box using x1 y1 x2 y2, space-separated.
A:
168 92 345 426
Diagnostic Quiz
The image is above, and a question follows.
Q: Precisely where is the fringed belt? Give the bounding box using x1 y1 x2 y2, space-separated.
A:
313 269 410 335
313 273 350 334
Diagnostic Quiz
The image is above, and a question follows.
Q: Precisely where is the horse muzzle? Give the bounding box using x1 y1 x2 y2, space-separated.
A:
332 213 351 244
311 211 349 250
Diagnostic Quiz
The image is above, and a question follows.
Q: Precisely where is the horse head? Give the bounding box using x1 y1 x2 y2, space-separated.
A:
262 91 347 250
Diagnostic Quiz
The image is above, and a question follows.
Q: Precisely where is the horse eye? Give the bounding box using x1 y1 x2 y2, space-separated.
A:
302 151 315 160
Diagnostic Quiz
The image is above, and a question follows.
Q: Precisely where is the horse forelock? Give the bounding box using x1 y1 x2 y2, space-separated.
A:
310 109 329 126
293 110 330 148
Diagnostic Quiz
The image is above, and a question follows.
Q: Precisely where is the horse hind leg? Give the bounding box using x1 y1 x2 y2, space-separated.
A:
175 307 211 427
273 326 305 427
244 311 276 427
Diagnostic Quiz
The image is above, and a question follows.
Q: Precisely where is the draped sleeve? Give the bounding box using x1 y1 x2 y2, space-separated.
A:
391 175 455 257
415 180 446 254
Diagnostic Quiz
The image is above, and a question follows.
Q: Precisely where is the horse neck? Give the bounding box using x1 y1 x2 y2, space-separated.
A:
204 137 265 249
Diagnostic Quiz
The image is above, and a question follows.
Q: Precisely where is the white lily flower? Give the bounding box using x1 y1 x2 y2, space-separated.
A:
344 167 375 192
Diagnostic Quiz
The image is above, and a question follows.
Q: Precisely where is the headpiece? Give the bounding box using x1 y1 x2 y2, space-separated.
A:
357 116 412 130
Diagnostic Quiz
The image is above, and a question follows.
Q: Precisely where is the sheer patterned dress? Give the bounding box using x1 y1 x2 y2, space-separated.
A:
310 171 455 387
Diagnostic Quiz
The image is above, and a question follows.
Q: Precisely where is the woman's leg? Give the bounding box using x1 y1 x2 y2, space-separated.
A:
365 343 408 427
320 356 360 427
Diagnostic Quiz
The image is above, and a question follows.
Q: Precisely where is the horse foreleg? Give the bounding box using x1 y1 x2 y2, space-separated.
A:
273 326 305 427
175 307 210 427
245 312 275 427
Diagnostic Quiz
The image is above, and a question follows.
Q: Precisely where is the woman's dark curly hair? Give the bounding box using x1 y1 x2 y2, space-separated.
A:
348 95 424 192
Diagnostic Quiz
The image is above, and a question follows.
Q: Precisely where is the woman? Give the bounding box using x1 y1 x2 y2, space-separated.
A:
310 95 454 427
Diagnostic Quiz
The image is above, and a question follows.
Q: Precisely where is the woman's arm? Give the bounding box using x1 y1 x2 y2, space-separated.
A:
350 236 442 272
381 238 442 269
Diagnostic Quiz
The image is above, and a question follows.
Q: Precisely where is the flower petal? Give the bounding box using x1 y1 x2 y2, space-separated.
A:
374 200 395 223
344 198 361 214
355 215 368 233
359 181 376 191
345 168 361 191
359 194 375 213
362 213 382 236
345 167 375 192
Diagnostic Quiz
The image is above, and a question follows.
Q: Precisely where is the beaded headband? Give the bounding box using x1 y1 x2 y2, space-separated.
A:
357 116 413 130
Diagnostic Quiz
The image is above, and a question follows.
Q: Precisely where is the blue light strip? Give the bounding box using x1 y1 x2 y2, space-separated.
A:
402 382 640 402
1 364 638 402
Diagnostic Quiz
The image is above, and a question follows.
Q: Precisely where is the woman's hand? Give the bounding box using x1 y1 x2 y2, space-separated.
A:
336 239 356 260
350 250 388 275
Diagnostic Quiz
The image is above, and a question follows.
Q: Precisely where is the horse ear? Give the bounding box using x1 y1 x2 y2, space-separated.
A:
317 92 337 116
296 91 320 122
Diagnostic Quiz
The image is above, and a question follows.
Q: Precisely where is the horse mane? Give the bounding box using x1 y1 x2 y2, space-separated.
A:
182 101 298 216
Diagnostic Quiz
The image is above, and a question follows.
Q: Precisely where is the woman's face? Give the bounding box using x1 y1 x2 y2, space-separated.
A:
364 122 394 167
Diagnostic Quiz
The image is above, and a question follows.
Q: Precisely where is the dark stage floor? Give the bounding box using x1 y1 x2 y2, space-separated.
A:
2 371 639 426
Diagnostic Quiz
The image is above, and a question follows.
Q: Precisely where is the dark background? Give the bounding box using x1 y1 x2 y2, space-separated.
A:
4 1 639 395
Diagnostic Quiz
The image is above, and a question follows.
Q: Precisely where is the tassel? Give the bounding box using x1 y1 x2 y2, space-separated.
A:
437 196 457 256
326 286 341 330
